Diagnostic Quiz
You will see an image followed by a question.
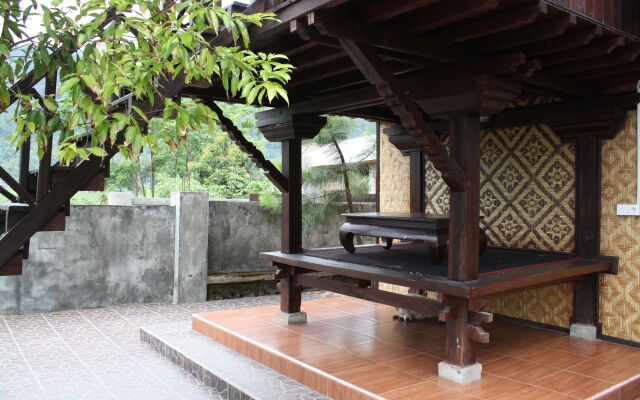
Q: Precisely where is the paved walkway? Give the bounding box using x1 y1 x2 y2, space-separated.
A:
0 294 316 400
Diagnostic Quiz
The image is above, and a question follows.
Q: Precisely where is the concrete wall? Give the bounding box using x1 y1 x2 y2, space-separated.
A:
0 205 176 315
207 200 375 274
0 197 375 315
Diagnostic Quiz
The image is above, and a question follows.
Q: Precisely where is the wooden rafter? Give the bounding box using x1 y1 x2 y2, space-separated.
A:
338 39 465 191
203 100 288 193
443 2 548 44
395 0 501 35
306 10 452 62
359 0 441 24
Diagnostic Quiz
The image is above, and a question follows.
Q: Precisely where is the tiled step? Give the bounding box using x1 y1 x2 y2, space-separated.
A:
140 322 330 400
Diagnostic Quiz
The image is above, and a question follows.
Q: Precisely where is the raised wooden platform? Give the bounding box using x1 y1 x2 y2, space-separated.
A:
192 296 640 400
261 243 614 297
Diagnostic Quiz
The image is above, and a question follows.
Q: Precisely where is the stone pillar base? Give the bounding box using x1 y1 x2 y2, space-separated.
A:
438 361 482 385
278 311 307 325
570 323 597 341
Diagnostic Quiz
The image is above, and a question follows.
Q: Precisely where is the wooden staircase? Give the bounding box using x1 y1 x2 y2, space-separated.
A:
0 162 110 276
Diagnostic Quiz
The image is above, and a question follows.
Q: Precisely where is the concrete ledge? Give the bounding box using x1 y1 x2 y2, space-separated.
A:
570 323 597 341
278 311 307 325
438 361 482 385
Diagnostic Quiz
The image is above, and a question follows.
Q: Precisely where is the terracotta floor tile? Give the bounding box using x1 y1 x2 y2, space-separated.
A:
511 345 589 369
378 331 445 353
381 380 481 400
355 321 419 340
568 358 640 383
594 346 640 369
233 324 299 339
319 315 380 330
488 382 576 400
303 327 377 349
483 356 561 385
295 345 372 374
543 336 621 358
350 305 398 322
536 370 614 398
348 340 422 363
454 373 533 399
477 337 540 356
620 376 640 400
332 363 424 395
378 353 441 379
209 316 270 331
475 349 506 364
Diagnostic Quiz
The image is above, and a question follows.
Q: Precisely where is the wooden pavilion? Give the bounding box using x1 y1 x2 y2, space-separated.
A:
2 0 640 386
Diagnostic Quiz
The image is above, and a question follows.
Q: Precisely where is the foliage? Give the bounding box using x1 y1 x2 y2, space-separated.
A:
260 115 376 228
0 0 293 164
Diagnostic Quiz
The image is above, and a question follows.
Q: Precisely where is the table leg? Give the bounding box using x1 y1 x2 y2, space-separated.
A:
383 238 393 249
479 229 488 255
427 230 447 265
339 229 356 253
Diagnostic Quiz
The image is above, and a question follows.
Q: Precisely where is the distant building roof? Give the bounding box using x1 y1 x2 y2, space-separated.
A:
302 136 376 169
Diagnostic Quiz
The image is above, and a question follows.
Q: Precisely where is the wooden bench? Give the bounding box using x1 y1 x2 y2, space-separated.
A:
339 212 488 265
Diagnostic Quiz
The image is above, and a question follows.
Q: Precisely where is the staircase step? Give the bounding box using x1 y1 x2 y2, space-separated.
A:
0 251 23 276
27 166 107 194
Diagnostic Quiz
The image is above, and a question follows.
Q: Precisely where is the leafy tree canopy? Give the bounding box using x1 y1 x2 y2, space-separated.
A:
0 0 292 163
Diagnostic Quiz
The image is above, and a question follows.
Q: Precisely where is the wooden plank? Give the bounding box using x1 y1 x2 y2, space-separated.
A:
281 139 302 253
338 40 465 192
18 137 30 190
553 44 640 75
575 135 601 258
0 186 18 203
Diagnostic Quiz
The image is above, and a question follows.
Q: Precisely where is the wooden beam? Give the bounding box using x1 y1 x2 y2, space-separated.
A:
472 14 576 53
521 25 601 56
409 151 426 213
540 36 625 66
516 70 596 97
0 167 34 206
359 0 441 24
553 44 640 75
397 0 501 35
443 2 548 44
294 273 451 318
338 39 465 192
307 10 452 62
204 100 288 193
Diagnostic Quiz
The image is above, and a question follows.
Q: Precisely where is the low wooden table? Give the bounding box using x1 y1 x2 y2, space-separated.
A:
339 212 488 265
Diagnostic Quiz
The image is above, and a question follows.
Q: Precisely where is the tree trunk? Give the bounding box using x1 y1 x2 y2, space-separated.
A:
137 157 147 197
332 138 362 245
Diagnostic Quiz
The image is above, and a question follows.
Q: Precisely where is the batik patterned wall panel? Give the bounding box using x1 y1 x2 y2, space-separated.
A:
378 120 577 326
425 124 576 327
600 111 640 342
378 122 410 295
379 122 410 213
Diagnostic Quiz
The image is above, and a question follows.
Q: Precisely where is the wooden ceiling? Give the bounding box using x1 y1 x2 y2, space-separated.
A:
182 0 640 123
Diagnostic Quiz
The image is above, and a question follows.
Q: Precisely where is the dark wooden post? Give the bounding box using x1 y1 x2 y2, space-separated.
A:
281 138 302 254
409 150 426 213
255 110 326 322
444 114 481 371
571 135 602 334
448 114 481 282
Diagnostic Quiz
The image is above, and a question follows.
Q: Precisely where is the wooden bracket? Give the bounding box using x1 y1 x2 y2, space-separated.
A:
204 99 289 192
468 324 490 343
336 39 466 192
